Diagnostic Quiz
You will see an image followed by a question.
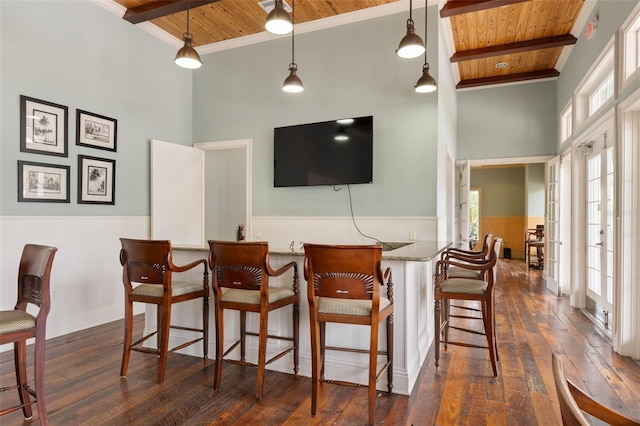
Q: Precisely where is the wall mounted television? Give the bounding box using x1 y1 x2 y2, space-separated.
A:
273 115 373 187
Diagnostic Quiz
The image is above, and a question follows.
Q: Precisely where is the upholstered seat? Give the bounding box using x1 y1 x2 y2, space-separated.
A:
0 244 57 425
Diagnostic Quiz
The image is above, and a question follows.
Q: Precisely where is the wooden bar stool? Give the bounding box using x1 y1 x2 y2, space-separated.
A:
119 238 209 384
303 243 394 426
208 240 299 401
0 244 57 425
434 237 502 376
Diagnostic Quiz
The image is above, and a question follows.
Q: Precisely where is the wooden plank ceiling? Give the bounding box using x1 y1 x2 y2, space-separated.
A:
442 0 585 89
113 0 586 89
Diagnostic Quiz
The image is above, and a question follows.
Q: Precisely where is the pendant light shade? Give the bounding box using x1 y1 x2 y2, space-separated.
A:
415 3 437 93
175 34 202 69
174 0 202 69
396 0 424 59
265 0 293 35
282 0 303 93
283 64 304 92
415 63 437 93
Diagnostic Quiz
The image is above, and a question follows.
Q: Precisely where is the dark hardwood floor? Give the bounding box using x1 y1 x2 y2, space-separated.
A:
2 259 639 425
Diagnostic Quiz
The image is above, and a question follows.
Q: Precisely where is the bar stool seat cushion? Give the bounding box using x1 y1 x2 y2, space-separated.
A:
131 281 203 298
440 278 489 294
447 266 482 279
0 311 35 334
318 296 391 316
222 287 294 305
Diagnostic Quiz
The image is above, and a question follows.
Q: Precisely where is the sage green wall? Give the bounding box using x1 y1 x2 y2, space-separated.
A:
0 0 193 216
457 81 557 159
471 167 525 217
526 163 545 216
193 8 440 217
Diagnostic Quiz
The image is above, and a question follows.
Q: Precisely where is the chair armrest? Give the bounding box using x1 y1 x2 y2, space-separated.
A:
443 251 487 262
267 260 298 277
568 379 640 425
437 257 495 273
169 257 208 273
441 248 485 261
382 267 394 302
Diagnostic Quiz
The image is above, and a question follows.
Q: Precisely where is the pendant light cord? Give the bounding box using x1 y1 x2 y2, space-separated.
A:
423 0 427 66
186 0 191 35
408 0 414 25
291 0 295 64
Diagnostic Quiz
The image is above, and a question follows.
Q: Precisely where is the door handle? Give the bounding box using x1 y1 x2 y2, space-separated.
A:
595 242 603 246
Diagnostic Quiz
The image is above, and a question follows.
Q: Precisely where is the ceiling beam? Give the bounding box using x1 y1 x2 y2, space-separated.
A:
456 69 560 89
440 0 529 18
123 0 221 24
450 34 577 62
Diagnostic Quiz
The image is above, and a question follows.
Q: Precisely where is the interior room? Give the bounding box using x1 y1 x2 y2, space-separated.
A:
1 0 640 424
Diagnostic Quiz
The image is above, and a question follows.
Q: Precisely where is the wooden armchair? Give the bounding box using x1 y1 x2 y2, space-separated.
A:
434 237 503 376
208 240 299 401
119 238 209 384
552 353 640 425
303 243 394 426
0 244 57 425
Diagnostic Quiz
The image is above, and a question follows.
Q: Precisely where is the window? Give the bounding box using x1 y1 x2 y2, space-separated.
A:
574 41 615 129
589 74 614 115
622 4 640 83
560 102 573 143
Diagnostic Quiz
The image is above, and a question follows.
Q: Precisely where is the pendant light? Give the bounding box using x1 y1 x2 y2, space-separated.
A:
396 0 425 59
174 0 202 69
415 3 437 93
282 0 303 93
265 0 293 35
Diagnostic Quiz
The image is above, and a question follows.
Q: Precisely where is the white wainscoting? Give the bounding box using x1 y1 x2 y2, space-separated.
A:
0 216 149 353
250 216 439 248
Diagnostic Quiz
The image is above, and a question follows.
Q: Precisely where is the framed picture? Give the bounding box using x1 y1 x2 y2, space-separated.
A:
78 155 116 205
18 160 70 203
76 109 117 152
20 95 68 157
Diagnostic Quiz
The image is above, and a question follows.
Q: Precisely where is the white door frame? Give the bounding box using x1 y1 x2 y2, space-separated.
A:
195 139 253 239
569 110 615 311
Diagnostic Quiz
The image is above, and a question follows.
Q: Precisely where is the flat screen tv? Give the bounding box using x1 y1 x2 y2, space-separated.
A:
273 116 373 187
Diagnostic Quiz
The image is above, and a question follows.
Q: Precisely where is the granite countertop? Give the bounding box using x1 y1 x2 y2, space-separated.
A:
175 241 452 262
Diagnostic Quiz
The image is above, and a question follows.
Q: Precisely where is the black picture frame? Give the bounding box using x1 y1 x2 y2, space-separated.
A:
76 109 117 152
18 160 70 203
78 155 116 205
20 95 68 157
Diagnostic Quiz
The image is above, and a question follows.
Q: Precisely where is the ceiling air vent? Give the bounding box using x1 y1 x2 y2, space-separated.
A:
258 0 292 14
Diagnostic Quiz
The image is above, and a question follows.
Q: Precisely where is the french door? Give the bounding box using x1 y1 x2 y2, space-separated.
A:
585 134 614 327
457 160 470 249
546 156 560 295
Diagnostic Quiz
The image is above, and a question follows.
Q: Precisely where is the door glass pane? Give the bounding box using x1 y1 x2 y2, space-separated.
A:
606 148 615 304
586 154 602 295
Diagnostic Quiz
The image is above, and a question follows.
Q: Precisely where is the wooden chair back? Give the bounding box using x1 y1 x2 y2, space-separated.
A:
120 239 172 289
552 353 640 426
303 244 384 302
15 244 57 316
208 241 270 293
